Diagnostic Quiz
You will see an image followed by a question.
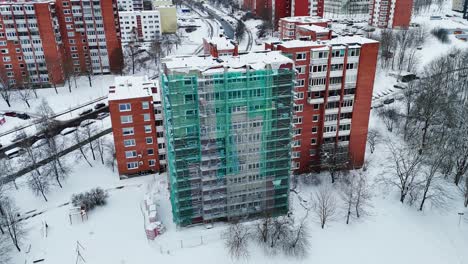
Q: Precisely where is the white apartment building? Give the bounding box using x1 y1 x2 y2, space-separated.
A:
119 10 161 42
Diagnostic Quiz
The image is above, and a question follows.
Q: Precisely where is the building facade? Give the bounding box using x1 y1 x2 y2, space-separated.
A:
0 1 64 87
203 36 239 57
369 0 413 29
324 0 370 16
278 16 330 40
54 0 123 75
243 0 324 27
265 36 379 174
161 52 294 225
0 0 123 87
109 76 166 177
119 10 161 42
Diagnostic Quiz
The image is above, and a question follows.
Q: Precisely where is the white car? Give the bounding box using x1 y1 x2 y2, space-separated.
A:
80 119 96 128
60 127 78 136
96 112 109 120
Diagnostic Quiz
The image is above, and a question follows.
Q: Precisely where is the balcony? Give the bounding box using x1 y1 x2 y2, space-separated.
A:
327 95 341 102
343 94 355 101
338 130 350 136
156 126 164 132
347 56 359 63
331 57 344 64
311 58 328 65
339 118 352 125
308 97 324 104
340 106 353 113
323 131 337 138
310 71 327 78
328 83 342 90
325 107 339 115
329 70 343 78
309 85 326 92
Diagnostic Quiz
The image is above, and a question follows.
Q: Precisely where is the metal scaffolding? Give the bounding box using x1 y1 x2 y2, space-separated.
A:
161 66 294 226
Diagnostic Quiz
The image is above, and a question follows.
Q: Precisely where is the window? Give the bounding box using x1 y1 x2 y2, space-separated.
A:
310 149 317 156
313 115 319 122
147 148 154 155
122 127 134 135
144 125 152 133
184 94 195 103
143 113 150 121
293 128 302 136
292 140 301 147
119 103 131 111
149 159 156 167
331 49 345 58
341 100 353 107
123 139 136 147
125 150 137 158
146 137 153 144
292 151 301 158
295 66 305 74
295 79 305 87
295 92 304 99
324 126 337 133
312 51 328 59
294 104 303 112
296 52 306 60
121 115 133 124
293 117 303 124
311 138 317 145
312 127 318 134
348 48 360 57
142 101 149 109
127 162 138 169
313 104 320 110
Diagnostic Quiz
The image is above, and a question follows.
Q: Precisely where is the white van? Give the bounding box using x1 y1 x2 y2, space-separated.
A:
5 147 25 159
60 127 78 136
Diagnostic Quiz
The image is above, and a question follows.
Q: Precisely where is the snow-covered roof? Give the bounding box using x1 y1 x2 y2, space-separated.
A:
273 35 378 49
204 37 236 50
108 76 156 101
281 16 330 24
163 51 293 74
297 25 331 34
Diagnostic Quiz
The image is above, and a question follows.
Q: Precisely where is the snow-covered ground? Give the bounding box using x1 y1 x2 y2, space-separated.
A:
5 108 468 264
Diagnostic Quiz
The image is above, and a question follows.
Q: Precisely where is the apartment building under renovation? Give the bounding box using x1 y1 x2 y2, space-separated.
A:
161 52 294 225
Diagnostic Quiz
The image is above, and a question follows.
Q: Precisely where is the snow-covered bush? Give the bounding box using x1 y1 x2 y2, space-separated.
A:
71 188 108 210
430 28 449 43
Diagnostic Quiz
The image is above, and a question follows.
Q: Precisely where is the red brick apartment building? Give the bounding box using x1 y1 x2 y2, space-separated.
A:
278 16 331 40
203 36 238 57
369 0 413 29
265 35 379 173
109 76 166 178
0 0 123 87
243 0 324 27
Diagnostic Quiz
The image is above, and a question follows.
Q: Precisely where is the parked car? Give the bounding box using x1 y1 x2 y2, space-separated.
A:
60 127 78 136
5 147 25 159
80 119 96 128
393 84 407 89
32 138 47 149
94 102 106 110
96 112 110 120
16 113 31 120
4 111 16 117
79 108 93 116
11 132 27 143
383 98 395 105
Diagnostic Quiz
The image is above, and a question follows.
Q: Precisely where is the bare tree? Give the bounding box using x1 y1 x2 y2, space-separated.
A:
367 129 380 154
377 106 398 132
95 136 106 165
104 140 117 172
461 176 468 207
0 75 14 107
222 222 251 260
124 42 141 75
0 198 26 251
43 137 70 188
19 143 43 178
354 170 372 218
385 142 422 203
28 170 50 202
340 173 355 224
312 185 337 229
0 232 10 264
282 214 311 258
268 216 292 249
35 99 58 136
235 20 246 42
80 122 97 161
418 148 451 211
17 86 33 108
73 129 93 167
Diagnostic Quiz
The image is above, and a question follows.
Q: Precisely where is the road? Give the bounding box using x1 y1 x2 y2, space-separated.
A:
0 95 107 138
0 106 109 157
1 127 112 184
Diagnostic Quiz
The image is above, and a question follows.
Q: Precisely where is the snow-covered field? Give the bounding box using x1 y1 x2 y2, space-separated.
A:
3 2 468 264
4 109 468 264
